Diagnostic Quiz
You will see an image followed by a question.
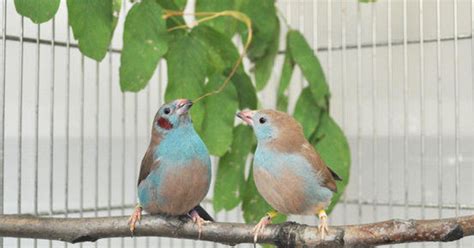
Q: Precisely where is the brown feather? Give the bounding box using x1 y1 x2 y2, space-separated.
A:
137 128 163 186
262 109 339 193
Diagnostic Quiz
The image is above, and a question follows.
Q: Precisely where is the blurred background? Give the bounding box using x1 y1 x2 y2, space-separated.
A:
1 0 474 247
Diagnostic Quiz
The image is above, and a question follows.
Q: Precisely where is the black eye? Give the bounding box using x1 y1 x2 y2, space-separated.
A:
259 117 266 124
163 107 171 115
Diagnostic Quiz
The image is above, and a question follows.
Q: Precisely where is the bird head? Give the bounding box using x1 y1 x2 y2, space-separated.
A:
236 109 303 142
153 99 193 133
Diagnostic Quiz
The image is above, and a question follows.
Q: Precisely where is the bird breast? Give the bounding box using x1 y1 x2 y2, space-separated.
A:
253 147 333 215
139 159 210 215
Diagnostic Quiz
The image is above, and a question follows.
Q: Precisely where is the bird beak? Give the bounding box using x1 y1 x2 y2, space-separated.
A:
236 109 255 126
176 99 193 115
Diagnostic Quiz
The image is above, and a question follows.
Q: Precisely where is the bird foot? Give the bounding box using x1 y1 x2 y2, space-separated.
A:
128 205 142 235
318 210 329 240
189 209 210 239
252 215 272 243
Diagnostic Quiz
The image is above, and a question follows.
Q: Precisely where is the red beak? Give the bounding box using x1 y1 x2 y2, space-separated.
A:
236 109 256 126
175 99 193 115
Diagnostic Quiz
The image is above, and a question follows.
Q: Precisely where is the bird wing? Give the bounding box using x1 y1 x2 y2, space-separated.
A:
137 130 162 187
137 146 160 186
301 143 341 193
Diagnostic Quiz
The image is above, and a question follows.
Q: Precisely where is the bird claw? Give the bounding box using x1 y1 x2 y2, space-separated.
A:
318 210 329 240
128 205 142 235
189 210 210 239
252 215 272 243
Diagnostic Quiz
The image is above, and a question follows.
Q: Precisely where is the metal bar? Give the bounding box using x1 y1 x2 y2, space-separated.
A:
419 0 426 222
16 15 24 248
299 2 304 92
387 0 394 220
339 200 474 211
436 0 443 226
121 5 127 247
326 0 332 226
436 2 443 247
64 19 71 248
371 1 378 223
472 4 474 247
94 60 100 247
121 92 126 248
0 33 471 55
133 93 138 248
0 0 6 247
340 0 347 226
356 1 363 223
276 34 474 54
313 0 317 49
158 61 164 248
327 0 332 89
107 46 113 248
403 0 409 224
145 69 151 248
79 54 85 248
34 23 41 248
453 1 460 246
27 198 474 217
48 17 56 248
0 35 122 54
37 204 136 217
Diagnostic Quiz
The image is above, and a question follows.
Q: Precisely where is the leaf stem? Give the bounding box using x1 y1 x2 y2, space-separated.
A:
163 10 253 103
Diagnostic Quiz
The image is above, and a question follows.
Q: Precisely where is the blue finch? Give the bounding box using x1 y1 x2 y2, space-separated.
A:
129 99 212 235
237 109 342 241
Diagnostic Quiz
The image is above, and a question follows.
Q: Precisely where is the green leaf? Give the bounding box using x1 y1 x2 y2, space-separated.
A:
238 0 278 61
67 0 118 61
276 36 295 112
294 87 322 139
112 0 122 30
213 125 254 212
120 0 168 92
230 71 258 110
14 0 59 24
288 30 329 109
254 17 280 91
312 112 351 214
200 75 239 156
195 0 238 38
191 26 257 109
156 0 186 29
165 34 208 131
191 25 241 75
174 0 187 9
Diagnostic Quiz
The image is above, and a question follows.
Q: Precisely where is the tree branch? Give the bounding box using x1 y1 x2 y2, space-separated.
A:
0 214 473 247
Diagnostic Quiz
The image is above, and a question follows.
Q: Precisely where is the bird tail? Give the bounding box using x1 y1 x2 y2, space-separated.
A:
328 167 342 181
192 205 214 222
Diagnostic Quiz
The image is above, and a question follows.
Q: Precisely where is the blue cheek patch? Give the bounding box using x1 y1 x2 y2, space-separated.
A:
254 124 276 141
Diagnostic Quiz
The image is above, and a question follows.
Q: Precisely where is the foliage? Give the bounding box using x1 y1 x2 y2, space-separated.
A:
12 0 370 224
14 0 60 24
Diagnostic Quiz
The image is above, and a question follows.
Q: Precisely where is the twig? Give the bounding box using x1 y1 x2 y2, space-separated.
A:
163 10 253 103
0 214 473 247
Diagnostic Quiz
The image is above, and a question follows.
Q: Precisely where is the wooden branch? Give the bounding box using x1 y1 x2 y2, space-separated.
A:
0 214 473 247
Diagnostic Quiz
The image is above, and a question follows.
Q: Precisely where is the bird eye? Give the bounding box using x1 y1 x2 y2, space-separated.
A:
259 117 266 124
163 107 171 115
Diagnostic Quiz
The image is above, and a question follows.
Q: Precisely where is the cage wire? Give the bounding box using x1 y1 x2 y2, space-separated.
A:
1 0 474 247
